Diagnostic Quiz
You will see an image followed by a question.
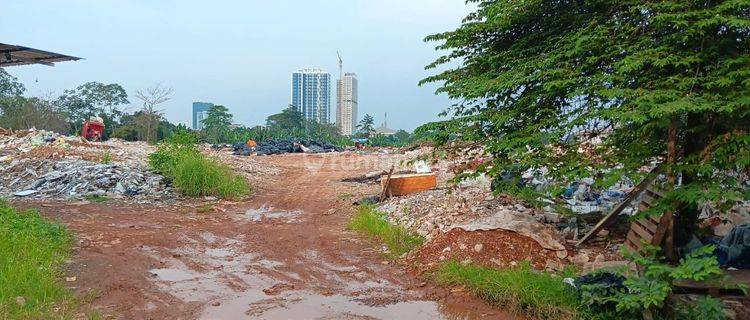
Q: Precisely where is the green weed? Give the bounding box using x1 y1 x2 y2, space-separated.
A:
348 205 424 258
435 261 588 320
100 151 112 164
0 200 73 319
148 143 250 199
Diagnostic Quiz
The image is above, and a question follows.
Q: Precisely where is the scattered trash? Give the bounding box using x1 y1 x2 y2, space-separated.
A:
414 160 431 173
573 272 626 304
717 224 750 269
0 158 170 200
232 139 343 156
13 189 38 197
354 195 380 206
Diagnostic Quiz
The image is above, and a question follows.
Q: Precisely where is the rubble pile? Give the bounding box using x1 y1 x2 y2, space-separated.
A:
0 128 157 165
378 177 566 251
232 139 343 156
415 229 562 270
205 148 281 186
0 158 171 200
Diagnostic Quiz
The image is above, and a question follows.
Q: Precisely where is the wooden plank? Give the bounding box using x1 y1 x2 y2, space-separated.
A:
664 211 675 260
649 214 661 224
631 222 654 241
626 231 643 251
650 211 672 246
638 217 658 233
379 166 394 202
641 193 655 207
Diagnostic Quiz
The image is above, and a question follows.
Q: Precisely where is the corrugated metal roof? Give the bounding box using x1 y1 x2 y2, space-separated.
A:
0 43 81 67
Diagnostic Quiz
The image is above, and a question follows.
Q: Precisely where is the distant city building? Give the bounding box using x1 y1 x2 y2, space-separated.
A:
192 102 213 130
374 113 396 136
336 73 358 136
291 68 330 123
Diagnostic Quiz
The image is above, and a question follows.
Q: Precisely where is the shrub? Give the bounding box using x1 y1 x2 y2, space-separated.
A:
0 201 72 318
348 205 424 258
436 261 586 320
171 154 249 198
148 141 249 199
579 244 743 319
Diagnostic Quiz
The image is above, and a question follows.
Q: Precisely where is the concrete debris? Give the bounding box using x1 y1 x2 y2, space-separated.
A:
378 176 565 251
0 158 171 200
455 211 566 251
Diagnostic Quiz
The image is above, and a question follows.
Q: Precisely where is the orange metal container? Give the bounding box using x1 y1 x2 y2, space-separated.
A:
380 173 437 196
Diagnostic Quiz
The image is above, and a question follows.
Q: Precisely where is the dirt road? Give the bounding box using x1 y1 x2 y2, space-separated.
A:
19 153 514 319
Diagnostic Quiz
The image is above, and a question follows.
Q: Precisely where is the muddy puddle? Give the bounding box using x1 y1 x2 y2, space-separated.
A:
244 205 302 223
142 230 492 320
201 289 446 320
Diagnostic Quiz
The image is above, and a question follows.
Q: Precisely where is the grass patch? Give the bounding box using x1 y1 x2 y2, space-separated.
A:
83 194 109 203
148 141 250 199
435 261 590 320
348 205 424 258
0 200 73 319
100 151 112 164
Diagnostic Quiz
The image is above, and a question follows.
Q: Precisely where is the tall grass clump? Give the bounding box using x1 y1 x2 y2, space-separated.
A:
436 261 589 320
148 131 250 199
0 201 73 319
348 205 424 258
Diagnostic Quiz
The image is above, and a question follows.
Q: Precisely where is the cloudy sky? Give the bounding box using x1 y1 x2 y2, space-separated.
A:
1 0 473 131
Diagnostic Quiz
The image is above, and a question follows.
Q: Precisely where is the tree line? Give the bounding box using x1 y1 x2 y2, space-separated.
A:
200 105 415 147
1 69 417 147
0 69 179 142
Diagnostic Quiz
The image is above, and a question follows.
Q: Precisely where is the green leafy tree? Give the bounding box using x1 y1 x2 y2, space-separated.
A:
202 105 233 144
393 129 411 143
357 114 375 138
57 82 129 136
266 105 304 130
0 68 25 97
0 95 68 133
423 1 750 236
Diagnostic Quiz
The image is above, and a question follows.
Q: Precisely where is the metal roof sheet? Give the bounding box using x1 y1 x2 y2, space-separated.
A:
0 43 81 67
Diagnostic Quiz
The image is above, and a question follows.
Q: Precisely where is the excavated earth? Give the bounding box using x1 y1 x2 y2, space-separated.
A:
13 152 521 320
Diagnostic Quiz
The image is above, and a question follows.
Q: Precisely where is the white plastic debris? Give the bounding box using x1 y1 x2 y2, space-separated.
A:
414 160 431 173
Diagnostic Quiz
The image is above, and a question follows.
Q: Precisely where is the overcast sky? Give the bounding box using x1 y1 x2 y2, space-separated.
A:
1 0 472 131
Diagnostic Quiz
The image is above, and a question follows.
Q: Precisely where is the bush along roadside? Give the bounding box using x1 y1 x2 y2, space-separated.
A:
436 261 588 320
148 131 250 199
0 200 73 318
577 245 744 320
348 205 424 259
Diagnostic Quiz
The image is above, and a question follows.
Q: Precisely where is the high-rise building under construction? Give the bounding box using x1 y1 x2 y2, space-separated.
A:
336 73 358 136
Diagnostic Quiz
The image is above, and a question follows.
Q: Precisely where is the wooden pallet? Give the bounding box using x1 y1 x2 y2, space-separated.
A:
577 169 659 246
624 186 674 258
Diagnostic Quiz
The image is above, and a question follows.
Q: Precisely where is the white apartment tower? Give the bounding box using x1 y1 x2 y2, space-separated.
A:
336 72 358 136
291 68 331 123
